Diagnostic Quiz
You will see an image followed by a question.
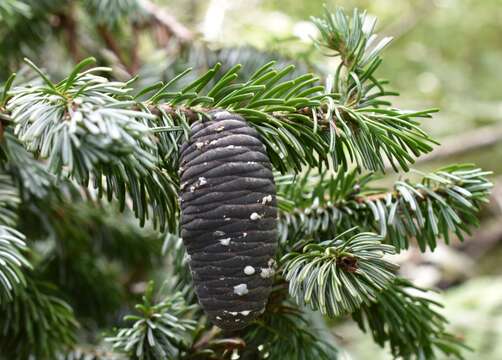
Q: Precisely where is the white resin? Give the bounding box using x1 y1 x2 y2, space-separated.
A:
233 283 249 296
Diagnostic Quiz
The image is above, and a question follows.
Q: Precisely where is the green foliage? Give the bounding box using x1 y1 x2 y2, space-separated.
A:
282 231 397 316
0 172 20 226
0 0 31 24
4 47 444 235
0 173 30 302
18 197 164 325
241 300 339 359
107 282 197 360
57 349 124 360
352 278 468 359
141 60 329 174
8 58 179 232
279 164 492 251
0 0 66 79
139 42 436 174
0 277 79 360
0 225 30 303
42 254 125 325
84 0 141 28
0 4 488 360
311 7 437 171
2 133 56 198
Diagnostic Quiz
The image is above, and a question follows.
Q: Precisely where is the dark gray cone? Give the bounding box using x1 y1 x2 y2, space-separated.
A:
179 110 278 330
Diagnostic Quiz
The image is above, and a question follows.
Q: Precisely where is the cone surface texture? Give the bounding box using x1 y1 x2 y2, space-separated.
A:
179 110 278 330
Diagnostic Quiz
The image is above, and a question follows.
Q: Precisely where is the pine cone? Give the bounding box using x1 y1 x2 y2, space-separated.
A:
179 110 278 330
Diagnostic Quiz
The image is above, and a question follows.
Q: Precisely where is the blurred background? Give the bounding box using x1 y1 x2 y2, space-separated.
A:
2 0 502 358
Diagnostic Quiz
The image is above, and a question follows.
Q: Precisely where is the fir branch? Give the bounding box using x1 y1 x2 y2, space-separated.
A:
311 7 438 171
0 172 30 303
138 52 436 173
0 0 64 79
0 276 79 360
241 301 339 360
0 53 441 231
106 282 197 360
3 132 56 199
281 231 397 317
0 0 31 23
352 278 468 359
0 171 20 226
184 327 246 360
7 58 179 232
57 348 125 360
3 7 439 175
0 225 30 303
19 197 164 323
279 164 492 251
84 0 141 29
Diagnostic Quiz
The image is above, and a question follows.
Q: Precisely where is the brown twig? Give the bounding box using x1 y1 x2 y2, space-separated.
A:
138 0 194 44
130 22 142 75
192 326 221 350
97 25 134 74
148 104 333 129
355 188 429 204
57 3 82 63
413 124 502 165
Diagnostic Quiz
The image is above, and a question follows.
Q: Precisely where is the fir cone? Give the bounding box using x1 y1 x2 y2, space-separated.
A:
179 110 278 330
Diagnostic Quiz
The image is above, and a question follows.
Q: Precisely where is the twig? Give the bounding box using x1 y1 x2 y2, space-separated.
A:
97 25 133 75
130 22 141 75
152 104 205 123
138 0 193 44
414 124 502 164
447 178 502 258
192 326 221 350
58 3 82 63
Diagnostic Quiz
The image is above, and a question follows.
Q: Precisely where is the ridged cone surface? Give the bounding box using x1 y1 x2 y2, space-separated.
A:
179 110 278 330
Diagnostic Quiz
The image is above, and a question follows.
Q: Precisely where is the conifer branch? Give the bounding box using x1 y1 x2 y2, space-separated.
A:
6 58 179 232
2 132 56 199
281 231 398 316
279 165 492 251
0 5 487 359
0 0 31 22
241 299 339 359
353 278 468 359
0 225 30 303
0 44 441 231
0 173 30 302
2 53 437 175
106 282 197 360
0 276 79 359
311 7 438 171
84 0 141 29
